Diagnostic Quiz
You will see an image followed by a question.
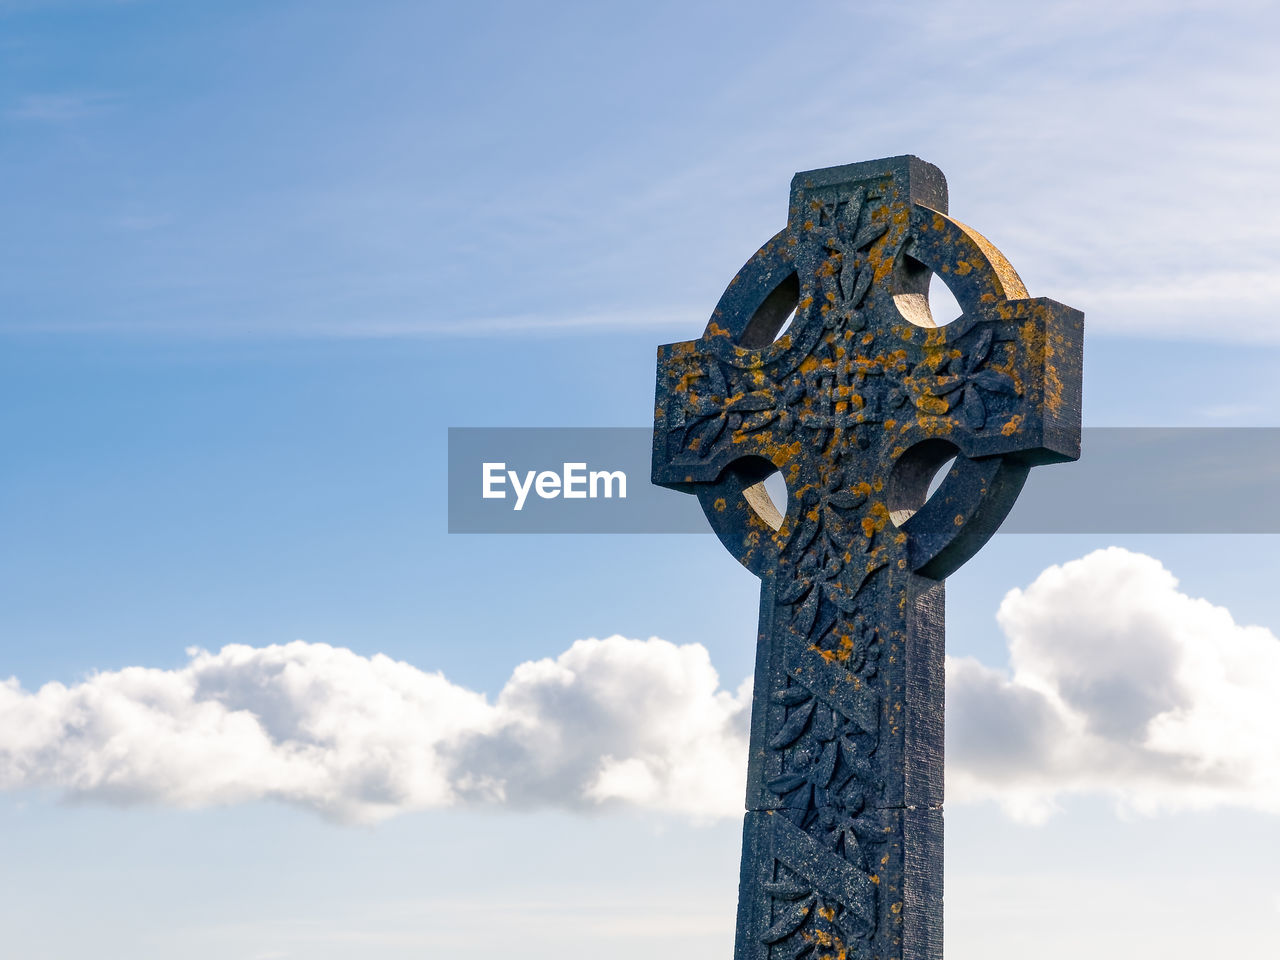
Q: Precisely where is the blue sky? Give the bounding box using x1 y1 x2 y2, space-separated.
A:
3 1 1280 958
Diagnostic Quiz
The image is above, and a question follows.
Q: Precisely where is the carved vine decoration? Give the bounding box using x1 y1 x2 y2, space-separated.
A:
762 864 870 960
668 332 1019 656
760 677 887 954
668 306 1021 622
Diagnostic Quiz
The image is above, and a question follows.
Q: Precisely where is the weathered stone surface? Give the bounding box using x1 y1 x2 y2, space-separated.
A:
652 156 1083 960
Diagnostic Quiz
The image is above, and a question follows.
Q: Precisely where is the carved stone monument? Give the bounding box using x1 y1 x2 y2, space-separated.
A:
652 156 1082 960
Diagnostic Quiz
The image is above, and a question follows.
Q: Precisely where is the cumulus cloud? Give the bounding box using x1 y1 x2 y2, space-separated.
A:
2 549 1277 825
449 637 751 818
0 636 750 824
947 547 1280 822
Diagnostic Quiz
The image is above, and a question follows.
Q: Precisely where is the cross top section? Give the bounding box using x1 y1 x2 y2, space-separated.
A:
654 156 1081 589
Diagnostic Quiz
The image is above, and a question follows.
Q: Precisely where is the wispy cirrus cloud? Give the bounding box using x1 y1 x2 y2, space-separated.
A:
7 92 118 121
4 1 1279 340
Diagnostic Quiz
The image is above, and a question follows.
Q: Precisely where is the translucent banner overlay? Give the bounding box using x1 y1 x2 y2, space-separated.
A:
448 427 1280 534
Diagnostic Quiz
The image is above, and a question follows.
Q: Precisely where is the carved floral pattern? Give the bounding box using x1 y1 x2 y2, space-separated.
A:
762 865 869 960
760 668 886 951
767 686 880 822
818 185 888 332
905 326 1017 429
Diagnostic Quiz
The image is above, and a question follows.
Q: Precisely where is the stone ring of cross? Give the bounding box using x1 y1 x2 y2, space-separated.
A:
652 156 1082 960
654 155 1081 582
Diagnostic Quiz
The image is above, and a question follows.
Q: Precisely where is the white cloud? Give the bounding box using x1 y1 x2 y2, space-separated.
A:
947 547 1280 821
3 549 1277 826
0 636 749 824
451 637 750 819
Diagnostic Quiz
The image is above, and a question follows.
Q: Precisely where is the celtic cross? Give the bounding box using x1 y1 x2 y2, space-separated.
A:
651 156 1082 960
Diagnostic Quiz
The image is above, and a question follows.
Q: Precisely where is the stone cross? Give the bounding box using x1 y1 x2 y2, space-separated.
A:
651 156 1082 960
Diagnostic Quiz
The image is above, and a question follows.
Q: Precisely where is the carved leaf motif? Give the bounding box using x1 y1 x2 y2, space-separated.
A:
777 576 813 605
852 691 880 737
761 894 817 944
789 781 815 813
970 368 1017 395
842 828 866 869
961 387 986 429
792 520 821 556
969 326 994 367
773 686 813 707
686 414 727 451
822 512 855 549
852 220 888 251
849 812 885 840
813 705 835 742
826 587 861 615
841 187 866 229
930 375 965 397
768 773 810 795
844 558 887 602
839 738 876 780
832 683 880 743
825 490 867 510
706 362 729 397
728 392 776 413
811 601 838 644
764 881 813 902
847 264 874 307
740 409 779 432
834 908 869 947
816 740 838 787
793 591 819 636
770 699 816 750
